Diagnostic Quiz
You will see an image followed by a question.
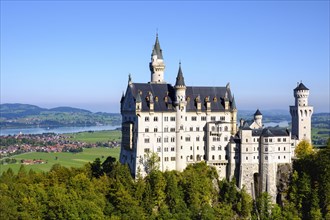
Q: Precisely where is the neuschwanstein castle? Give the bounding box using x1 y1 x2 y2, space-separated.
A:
119 35 313 201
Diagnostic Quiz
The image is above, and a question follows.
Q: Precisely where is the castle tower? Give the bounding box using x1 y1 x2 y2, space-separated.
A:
254 109 263 127
174 63 187 171
149 34 166 84
290 82 313 142
231 95 237 135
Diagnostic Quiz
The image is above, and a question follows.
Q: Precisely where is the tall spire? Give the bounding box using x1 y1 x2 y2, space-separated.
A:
175 62 185 87
152 33 163 59
150 33 166 83
231 95 236 109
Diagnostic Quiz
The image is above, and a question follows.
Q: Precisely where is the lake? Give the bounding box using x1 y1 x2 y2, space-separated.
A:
0 125 120 136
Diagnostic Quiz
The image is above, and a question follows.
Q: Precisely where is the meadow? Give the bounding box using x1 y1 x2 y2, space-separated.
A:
0 130 122 174
0 147 120 174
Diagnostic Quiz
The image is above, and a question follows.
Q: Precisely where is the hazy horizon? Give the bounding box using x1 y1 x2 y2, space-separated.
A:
1 1 329 113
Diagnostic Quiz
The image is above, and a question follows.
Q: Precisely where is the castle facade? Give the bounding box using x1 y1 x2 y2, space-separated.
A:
119 35 313 201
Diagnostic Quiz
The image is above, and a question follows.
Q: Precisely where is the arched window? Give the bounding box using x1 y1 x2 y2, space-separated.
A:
224 126 228 131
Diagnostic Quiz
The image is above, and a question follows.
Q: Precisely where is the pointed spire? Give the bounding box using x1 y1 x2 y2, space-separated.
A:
175 62 186 87
231 95 236 109
128 73 132 85
254 109 262 116
294 82 309 91
152 33 163 59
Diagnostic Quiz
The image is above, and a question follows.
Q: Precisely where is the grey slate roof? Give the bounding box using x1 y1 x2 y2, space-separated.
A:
152 34 163 59
231 95 236 109
127 83 234 112
254 109 262 116
251 128 290 137
294 82 309 91
175 63 186 87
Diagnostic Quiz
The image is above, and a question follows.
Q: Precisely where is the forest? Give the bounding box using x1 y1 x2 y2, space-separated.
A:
0 139 329 220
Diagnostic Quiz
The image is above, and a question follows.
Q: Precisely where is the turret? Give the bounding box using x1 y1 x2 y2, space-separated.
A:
231 95 237 135
149 34 166 84
175 63 187 171
254 109 263 127
174 62 186 109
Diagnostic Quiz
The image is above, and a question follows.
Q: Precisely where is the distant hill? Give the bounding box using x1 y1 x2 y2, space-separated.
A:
0 103 121 128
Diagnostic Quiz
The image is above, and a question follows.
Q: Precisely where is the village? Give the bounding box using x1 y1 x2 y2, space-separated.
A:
0 132 120 159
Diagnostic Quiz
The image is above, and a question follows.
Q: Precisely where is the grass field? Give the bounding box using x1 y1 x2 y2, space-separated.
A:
64 130 121 143
0 147 120 174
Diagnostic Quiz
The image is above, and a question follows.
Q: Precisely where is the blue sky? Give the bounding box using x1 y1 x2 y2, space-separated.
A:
1 1 329 113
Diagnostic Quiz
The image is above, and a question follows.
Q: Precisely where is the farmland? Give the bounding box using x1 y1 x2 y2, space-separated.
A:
0 147 120 173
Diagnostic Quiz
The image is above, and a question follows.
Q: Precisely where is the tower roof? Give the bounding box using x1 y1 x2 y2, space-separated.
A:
231 95 236 109
254 109 262 116
175 63 186 87
152 34 163 59
294 82 309 91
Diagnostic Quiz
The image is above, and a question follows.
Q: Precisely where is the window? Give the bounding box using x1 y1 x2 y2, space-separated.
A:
191 116 197 121
265 156 268 160
164 116 168 121
246 148 248 152
170 117 175 121
284 147 286 151
154 117 158 122
284 156 286 159
201 116 206 121
213 137 217 142
246 156 248 160
164 127 169 132
211 116 216 121
171 157 176 161
220 116 225 121
196 127 200 131
144 138 150 143
212 126 215 132
212 155 215 160
196 136 200 141
190 127 193 131
278 138 281 142
278 156 280 159
269 138 272 142
278 147 280 151
190 146 193 150
197 146 199 150
157 137 161 143
154 127 158 132
171 147 175 151
171 137 175 142
145 128 149 132
145 117 149 122
265 147 268 152
224 136 228 141
170 128 175 132
246 139 248 143
283 138 287 142
218 146 221 150
190 155 193 160
185 136 191 142
219 155 221 160
164 147 169 152
224 126 228 131
211 146 216 151
164 137 169 142
144 148 150 153
165 157 169 162
157 147 161 152
265 138 268 142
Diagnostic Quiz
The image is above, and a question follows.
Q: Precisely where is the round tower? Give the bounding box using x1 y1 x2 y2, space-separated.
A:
174 63 187 171
254 109 263 127
149 34 166 84
290 82 313 142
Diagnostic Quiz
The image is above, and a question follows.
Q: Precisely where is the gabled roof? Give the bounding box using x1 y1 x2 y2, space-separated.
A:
125 83 234 112
294 82 309 91
175 63 185 87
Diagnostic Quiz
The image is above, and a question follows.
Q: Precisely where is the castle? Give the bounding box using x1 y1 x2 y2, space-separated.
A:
119 35 313 201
